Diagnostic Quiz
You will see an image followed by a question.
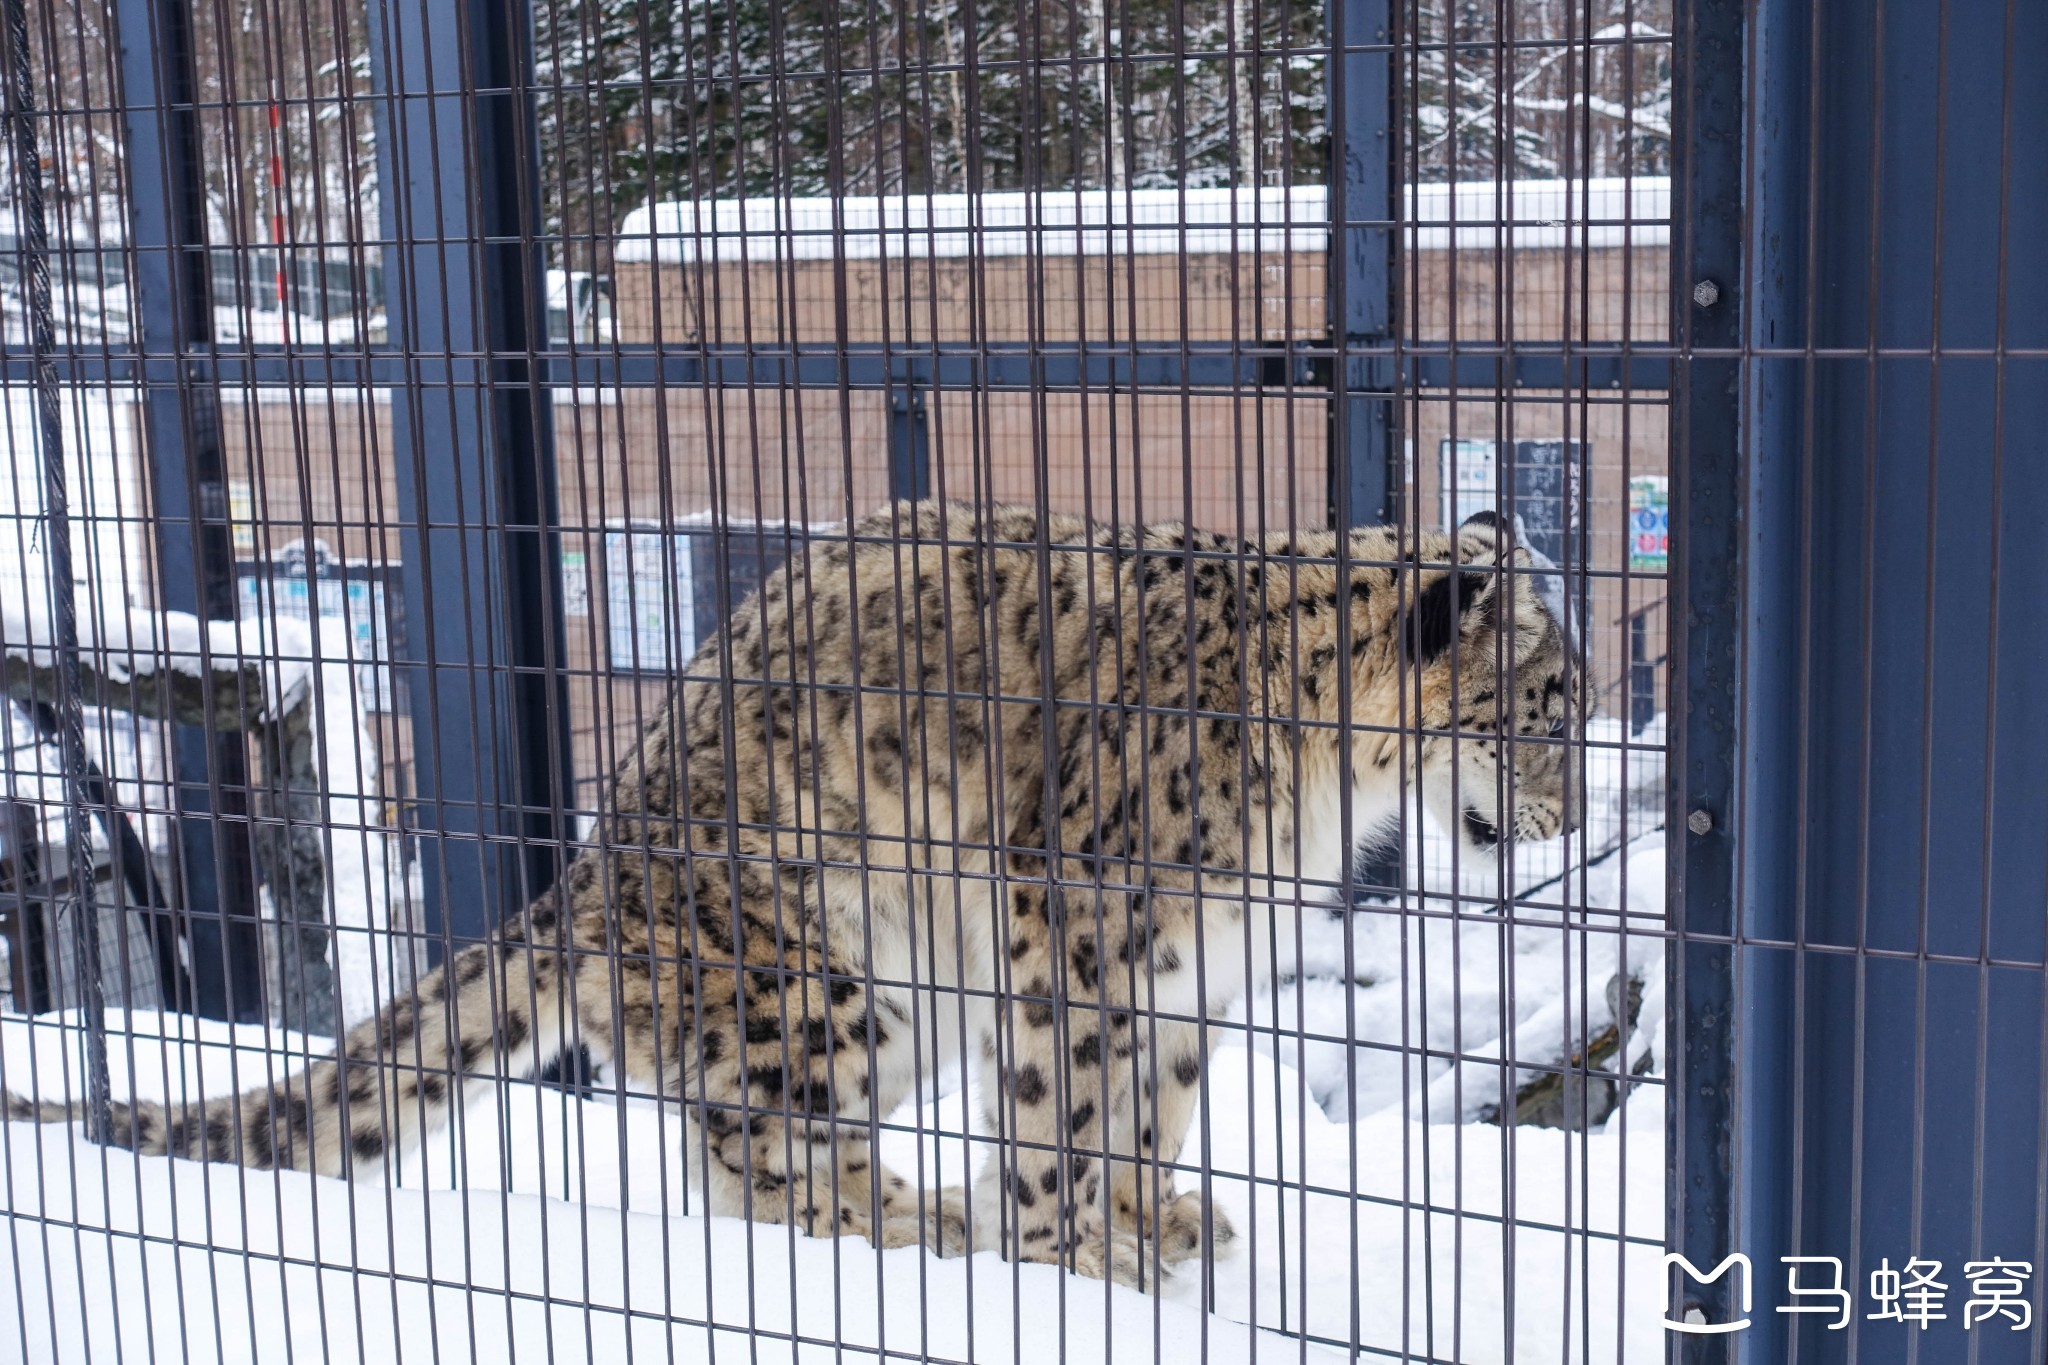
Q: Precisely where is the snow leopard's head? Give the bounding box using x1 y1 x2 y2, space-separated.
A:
1411 511 1589 858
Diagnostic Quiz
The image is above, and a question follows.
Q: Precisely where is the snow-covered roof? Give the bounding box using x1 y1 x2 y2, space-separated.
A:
1409 176 1669 250
613 178 1669 264
614 187 1331 264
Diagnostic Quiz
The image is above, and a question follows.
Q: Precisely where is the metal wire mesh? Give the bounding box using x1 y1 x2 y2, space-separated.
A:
0 0 1703 1356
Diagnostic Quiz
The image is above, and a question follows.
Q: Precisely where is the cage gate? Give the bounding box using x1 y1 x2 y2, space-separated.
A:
0 0 2040 1359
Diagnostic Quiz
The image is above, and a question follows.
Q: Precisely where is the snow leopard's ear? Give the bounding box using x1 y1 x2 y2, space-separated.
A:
1403 513 1529 663
1405 561 1501 664
1455 510 1532 569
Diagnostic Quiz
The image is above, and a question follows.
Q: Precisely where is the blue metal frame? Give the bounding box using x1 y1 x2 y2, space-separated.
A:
1667 0 1745 1345
1328 0 1404 906
114 0 264 1020
0 341 1668 395
366 0 571 954
1678 0 2048 1358
1327 0 1394 530
888 382 931 502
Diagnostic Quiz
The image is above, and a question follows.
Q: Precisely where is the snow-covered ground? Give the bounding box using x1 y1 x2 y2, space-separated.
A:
0 694 1668 1363
0 1010 1662 1363
0 824 1668 1363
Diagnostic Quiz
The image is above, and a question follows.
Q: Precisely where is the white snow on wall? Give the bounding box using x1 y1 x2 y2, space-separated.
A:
615 186 1332 263
1405 176 1670 250
613 178 1669 265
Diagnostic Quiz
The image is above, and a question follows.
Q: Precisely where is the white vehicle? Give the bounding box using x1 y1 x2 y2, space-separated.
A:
546 268 617 345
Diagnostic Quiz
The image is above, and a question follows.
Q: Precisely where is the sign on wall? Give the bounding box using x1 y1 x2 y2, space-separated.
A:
236 539 400 713
1629 476 1669 573
1439 438 1499 530
605 525 696 672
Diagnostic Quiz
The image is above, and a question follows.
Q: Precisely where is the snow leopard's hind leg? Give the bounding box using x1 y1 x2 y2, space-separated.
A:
681 870 969 1257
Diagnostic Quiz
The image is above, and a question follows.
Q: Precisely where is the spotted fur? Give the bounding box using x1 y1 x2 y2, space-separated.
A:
6 500 1582 1289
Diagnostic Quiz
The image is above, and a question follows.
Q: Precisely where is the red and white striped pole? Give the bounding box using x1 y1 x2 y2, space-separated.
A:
269 85 286 320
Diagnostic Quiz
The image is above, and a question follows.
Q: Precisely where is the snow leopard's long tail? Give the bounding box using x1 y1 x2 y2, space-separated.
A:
3 890 575 1176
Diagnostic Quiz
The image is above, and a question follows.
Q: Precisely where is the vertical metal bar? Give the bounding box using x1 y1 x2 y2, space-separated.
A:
1326 0 1391 532
1668 0 1749 1343
888 380 930 502
114 0 266 1021
2 0 110 1133
366 0 570 954
1327 0 1399 905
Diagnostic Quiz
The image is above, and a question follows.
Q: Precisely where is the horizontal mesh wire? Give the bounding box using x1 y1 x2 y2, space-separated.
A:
0 0 1687 1359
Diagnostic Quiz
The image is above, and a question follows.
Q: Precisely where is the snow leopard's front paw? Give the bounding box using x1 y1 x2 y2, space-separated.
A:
877 1184 970 1256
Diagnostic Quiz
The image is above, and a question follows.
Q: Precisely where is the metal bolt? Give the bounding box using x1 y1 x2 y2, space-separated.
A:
1687 809 1714 836
1692 279 1721 309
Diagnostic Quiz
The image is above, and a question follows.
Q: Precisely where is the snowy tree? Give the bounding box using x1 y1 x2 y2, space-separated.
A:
531 0 1334 248
1411 0 1671 181
3 0 1672 295
187 0 380 315
530 0 1667 256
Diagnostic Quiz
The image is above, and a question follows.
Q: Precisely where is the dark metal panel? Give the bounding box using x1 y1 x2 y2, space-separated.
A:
113 0 263 1020
366 0 570 953
1682 0 2048 1357
1768 0 2047 1357
5 342 1681 394
1325 0 1392 530
1669 0 1746 1347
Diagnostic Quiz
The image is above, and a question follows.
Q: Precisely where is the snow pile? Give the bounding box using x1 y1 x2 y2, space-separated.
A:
1397 714 1667 910
1 597 405 1027
0 1015 1339 1364
1253 832 1665 1124
0 714 1670 1362
1 995 1664 1362
293 612 407 1028
1256 714 1668 1125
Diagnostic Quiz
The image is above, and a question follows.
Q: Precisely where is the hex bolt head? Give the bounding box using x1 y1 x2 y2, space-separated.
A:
1692 279 1721 309
1687 808 1714 836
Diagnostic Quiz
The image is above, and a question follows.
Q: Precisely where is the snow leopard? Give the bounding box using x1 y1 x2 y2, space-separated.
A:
8 499 1584 1289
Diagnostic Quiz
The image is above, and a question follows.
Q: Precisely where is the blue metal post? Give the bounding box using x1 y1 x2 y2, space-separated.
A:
1668 0 1746 1346
115 0 265 1020
1678 0 2048 1358
1328 0 1400 903
1327 0 1392 531
888 382 931 502
367 0 570 956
